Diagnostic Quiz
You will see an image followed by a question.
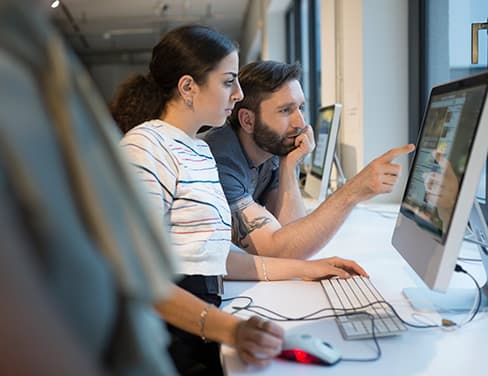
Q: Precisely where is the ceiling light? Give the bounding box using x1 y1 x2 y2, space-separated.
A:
51 1 60 8
103 28 156 39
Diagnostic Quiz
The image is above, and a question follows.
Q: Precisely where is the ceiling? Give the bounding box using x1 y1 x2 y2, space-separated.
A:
44 0 250 62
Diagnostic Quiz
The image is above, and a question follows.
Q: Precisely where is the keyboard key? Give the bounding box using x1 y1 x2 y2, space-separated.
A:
320 276 407 340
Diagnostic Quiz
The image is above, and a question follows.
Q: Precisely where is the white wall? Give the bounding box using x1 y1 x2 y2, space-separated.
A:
336 0 364 179
247 0 411 203
362 0 410 203
240 0 268 64
264 9 287 62
320 0 337 106
333 0 410 203
89 63 146 103
241 0 291 63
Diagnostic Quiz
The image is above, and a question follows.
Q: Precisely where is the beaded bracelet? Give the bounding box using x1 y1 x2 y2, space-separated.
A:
199 303 212 342
261 256 270 281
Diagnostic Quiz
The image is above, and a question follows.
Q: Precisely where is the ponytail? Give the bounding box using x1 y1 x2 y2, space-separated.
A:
110 74 171 134
111 25 237 134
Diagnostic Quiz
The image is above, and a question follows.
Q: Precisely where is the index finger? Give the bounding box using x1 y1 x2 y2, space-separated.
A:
296 125 313 141
379 143 415 163
296 124 312 137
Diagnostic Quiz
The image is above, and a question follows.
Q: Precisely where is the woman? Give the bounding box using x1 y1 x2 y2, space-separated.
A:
111 25 367 375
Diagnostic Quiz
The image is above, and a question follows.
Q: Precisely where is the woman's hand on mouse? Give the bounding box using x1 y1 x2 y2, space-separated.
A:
233 316 284 366
303 256 369 280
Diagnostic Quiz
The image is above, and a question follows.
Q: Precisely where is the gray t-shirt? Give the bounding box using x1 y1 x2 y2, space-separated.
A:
204 125 279 213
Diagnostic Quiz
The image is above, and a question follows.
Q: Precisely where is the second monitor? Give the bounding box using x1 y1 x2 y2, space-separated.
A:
303 104 342 202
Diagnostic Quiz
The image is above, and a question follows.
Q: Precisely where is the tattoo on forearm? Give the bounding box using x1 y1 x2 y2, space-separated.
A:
232 211 271 249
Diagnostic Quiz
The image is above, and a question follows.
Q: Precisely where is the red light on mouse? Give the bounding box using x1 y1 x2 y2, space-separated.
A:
279 349 323 364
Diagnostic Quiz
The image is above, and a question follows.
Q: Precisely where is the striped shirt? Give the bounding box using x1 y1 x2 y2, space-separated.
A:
120 120 231 275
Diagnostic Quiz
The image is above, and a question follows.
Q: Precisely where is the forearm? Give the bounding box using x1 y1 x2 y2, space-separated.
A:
263 185 359 259
236 143 415 259
268 150 409 258
154 284 240 347
225 251 308 280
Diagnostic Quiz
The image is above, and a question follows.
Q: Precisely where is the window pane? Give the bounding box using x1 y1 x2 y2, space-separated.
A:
425 0 487 95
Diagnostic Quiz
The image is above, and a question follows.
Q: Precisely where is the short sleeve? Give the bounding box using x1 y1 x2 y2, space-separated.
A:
218 163 255 212
120 128 178 229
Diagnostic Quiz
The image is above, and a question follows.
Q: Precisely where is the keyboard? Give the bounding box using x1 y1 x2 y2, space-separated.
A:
320 276 407 340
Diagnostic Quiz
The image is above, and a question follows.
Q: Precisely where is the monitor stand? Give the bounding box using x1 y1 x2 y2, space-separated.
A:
403 201 488 312
403 287 488 312
333 152 346 187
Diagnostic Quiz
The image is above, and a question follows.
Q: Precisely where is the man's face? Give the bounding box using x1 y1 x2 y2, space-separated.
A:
252 79 307 156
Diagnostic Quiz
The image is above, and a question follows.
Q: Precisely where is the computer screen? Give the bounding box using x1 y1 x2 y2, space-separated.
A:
303 104 342 201
392 72 488 305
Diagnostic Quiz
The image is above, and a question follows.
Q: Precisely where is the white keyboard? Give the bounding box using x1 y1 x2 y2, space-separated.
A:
320 276 407 340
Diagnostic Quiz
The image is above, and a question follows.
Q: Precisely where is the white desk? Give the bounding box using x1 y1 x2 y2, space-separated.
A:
221 204 487 375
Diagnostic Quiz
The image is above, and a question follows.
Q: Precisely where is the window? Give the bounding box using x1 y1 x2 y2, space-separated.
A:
286 0 321 129
412 0 488 142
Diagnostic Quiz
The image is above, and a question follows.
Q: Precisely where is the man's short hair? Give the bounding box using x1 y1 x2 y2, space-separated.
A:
229 60 302 129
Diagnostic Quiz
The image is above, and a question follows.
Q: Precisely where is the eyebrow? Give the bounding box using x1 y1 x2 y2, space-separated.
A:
223 72 238 78
277 101 305 109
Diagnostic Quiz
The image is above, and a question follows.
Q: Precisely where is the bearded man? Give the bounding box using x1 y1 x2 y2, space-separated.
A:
204 60 414 259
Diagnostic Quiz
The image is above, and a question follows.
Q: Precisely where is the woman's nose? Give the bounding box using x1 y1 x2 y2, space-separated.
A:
232 80 244 102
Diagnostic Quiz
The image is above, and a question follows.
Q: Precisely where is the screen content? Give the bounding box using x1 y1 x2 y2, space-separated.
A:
311 107 334 177
401 84 487 241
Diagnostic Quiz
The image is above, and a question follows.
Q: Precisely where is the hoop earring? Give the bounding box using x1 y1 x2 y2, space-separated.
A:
186 98 193 107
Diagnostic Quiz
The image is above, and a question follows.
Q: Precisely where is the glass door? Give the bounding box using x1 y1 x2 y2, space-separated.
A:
423 0 487 102
421 0 487 214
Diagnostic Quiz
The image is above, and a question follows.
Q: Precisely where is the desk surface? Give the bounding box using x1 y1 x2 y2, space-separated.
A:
221 203 487 375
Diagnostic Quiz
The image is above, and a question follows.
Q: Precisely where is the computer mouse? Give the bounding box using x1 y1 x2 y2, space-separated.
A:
278 333 341 366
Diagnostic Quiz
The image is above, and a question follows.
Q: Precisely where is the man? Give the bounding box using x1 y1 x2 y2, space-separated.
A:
204 60 414 259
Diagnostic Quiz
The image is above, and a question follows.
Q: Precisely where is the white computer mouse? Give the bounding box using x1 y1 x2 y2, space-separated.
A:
278 333 341 366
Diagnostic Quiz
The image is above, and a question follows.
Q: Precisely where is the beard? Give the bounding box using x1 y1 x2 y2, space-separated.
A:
252 113 297 156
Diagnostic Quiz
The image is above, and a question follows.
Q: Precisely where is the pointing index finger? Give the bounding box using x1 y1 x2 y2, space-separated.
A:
379 143 415 163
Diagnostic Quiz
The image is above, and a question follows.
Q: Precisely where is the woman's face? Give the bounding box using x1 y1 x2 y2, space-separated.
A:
194 51 243 126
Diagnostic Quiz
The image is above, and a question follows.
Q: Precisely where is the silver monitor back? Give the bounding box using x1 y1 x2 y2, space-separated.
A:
303 104 342 202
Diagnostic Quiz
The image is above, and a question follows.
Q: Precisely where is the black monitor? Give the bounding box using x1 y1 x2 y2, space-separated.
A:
303 104 342 201
392 72 488 311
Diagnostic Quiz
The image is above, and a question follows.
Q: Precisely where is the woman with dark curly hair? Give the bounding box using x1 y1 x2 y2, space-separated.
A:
111 24 367 375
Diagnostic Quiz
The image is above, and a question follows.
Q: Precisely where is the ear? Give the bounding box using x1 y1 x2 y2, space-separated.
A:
177 75 197 104
237 108 255 134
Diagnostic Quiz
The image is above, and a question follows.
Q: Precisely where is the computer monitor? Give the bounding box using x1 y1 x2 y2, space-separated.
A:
475 159 488 235
303 104 342 201
477 158 487 205
473 160 488 293
392 72 488 311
